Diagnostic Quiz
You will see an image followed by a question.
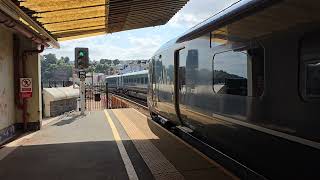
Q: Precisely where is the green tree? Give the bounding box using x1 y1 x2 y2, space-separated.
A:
43 53 57 64
41 54 73 81
61 56 70 64
113 59 120 65
95 63 109 73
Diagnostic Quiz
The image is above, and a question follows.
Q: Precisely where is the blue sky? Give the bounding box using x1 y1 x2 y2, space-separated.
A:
44 0 238 61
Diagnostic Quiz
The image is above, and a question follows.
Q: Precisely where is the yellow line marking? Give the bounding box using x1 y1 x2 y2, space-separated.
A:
131 108 239 180
104 110 139 180
112 109 185 180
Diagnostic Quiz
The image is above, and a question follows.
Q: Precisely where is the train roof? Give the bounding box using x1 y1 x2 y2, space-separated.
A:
154 0 271 52
122 70 148 77
105 70 148 79
176 0 276 43
106 74 121 79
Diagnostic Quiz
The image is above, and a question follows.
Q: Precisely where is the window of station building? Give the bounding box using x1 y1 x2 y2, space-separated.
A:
212 47 264 97
300 33 320 100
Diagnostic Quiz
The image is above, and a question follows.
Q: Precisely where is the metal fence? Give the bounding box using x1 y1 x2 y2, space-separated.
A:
42 80 73 88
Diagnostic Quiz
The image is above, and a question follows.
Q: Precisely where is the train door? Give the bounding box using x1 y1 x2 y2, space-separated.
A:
151 57 157 106
174 48 186 125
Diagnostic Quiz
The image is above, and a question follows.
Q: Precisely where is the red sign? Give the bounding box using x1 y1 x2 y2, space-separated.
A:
20 78 32 98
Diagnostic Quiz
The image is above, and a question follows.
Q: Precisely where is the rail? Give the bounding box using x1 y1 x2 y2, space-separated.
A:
108 93 148 112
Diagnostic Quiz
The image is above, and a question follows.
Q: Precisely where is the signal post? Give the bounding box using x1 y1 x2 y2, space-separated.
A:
75 47 89 115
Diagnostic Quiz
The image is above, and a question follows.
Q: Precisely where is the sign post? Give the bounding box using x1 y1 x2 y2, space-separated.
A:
78 70 86 115
80 80 86 115
78 70 86 81
20 78 32 98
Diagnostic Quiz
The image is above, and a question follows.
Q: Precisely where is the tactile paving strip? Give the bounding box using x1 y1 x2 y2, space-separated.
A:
112 109 185 180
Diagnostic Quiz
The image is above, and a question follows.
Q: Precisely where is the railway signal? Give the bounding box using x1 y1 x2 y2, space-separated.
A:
75 47 89 69
75 47 89 115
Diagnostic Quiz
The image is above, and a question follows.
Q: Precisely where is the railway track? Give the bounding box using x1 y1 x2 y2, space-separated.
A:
110 93 150 116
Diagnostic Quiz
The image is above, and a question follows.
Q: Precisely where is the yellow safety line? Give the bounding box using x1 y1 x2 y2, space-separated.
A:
112 109 185 180
104 110 139 180
131 108 239 180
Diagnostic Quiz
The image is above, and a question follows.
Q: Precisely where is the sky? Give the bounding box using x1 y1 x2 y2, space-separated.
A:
44 0 239 61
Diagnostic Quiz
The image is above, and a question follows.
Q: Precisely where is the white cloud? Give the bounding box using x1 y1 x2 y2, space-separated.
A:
168 13 203 28
168 0 239 28
44 34 164 61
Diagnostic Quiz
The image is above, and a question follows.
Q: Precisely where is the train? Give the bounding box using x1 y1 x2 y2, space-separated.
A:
105 70 148 100
147 0 320 180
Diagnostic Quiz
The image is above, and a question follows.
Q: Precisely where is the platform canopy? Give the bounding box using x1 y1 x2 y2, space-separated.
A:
15 0 189 41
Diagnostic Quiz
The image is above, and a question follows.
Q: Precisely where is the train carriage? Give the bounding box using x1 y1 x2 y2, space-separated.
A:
148 0 320 179
106 70 148 100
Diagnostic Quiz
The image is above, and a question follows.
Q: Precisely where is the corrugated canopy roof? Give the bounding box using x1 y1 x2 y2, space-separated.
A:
15 0 189 41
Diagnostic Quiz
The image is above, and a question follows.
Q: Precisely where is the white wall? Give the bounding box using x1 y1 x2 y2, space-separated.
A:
0 27 15 131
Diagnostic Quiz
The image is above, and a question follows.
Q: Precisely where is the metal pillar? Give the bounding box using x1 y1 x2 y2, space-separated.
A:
80 80 86 115
106 82 109 109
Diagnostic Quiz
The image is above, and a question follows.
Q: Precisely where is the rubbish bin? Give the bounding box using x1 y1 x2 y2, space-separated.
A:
94 93 101 101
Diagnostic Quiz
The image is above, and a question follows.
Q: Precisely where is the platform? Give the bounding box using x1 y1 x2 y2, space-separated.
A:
0 108 237 180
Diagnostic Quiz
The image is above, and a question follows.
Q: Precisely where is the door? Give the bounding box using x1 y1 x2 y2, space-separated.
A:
151 58 157 106
174 48 186 125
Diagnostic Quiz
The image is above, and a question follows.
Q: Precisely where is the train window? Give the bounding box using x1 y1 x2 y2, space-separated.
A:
306 62 320 96
300 33 320 100
145 77 148 84
141 77 144 84
213 47 264 97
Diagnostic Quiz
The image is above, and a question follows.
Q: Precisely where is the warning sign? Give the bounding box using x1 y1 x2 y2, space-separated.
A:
78 70 86 81
20 78 32 98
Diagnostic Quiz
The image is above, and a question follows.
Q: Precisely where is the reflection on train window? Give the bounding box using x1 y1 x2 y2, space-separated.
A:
178 48 203 92
213 51 248 96
155 58 163 84
300 33 320 100
213 48 264 97
306 62 320 97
